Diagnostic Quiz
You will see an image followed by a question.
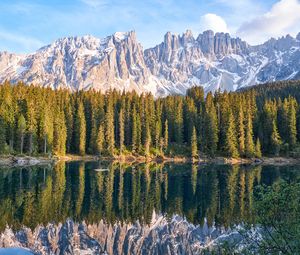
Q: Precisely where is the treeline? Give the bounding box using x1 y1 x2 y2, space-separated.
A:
0 81 299 158
240 80 300 104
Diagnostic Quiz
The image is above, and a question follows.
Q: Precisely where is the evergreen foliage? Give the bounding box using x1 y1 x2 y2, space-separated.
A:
74 101 86 156
17 115 26 154
191 126 198 159
255 138 262 158
0 81 299 158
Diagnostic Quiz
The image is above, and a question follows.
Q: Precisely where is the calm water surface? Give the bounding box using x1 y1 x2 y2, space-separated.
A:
0 161 299 232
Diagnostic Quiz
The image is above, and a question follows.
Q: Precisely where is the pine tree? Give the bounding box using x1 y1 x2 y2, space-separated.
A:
17 114 26 154
144 123 151 158
164 119 169 150
224 111 239 158
96 124 104 156
237 105 245 156
191 126 198 159
174 97 183 144
184 97 197 144
287 98 297 148
204 92 218 156
245 111 255 158
74 101 86 156
26 97 37 154
119 108 125 155
132 106 138 153
105 97 115 156
0 117 6 154
255 138 262 158
53 111 67 156
271 120 282 156
155 120 161 152
64 96 74 153
89 116 98 154
40 105 53 154
0 83 16 152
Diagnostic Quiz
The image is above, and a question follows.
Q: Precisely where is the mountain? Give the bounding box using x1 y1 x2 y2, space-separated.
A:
0 214 240 255
0 30 300 96
0 32 157 94
145 30 300 95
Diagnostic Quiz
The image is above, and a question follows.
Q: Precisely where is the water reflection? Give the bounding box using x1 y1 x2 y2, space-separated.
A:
0 162 299 232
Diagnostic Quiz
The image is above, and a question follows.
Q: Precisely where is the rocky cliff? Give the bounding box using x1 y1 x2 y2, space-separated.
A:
0 30 299 96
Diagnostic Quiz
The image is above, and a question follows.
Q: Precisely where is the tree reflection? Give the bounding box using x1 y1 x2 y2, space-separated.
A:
0 162 299 232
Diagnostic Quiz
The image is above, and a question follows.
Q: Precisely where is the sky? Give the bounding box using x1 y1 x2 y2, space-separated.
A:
0 0 299 53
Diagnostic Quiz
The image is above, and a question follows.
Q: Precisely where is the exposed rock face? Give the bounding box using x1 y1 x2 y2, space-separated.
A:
0 214 238 255
0 30 299 96
145 31 300 95
0 32 156 94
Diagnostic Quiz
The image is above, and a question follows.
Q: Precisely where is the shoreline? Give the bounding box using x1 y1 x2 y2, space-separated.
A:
0 154 300 167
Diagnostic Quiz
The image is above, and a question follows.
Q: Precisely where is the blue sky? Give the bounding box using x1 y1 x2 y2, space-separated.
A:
0 0 299 53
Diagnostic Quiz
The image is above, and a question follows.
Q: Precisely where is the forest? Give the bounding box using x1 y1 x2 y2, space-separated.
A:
0 80 300 159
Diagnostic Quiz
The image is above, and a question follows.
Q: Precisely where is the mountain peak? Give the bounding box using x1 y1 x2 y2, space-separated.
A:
113 31 136 41
37 35 102 53
0 29 300 96
183 29 193 37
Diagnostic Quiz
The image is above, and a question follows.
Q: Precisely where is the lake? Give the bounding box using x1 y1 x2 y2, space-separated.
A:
0 161 299 254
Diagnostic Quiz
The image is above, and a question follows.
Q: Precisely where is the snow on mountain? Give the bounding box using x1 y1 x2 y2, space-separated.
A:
0 30 299 97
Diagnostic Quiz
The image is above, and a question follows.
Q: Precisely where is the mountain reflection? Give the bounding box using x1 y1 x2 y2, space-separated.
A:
0 162 299 232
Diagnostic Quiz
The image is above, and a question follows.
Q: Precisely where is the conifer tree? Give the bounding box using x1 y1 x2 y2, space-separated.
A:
184 98 197 144
0 83 16 151
96 124 104 156
132 106 138 153
245 111 255 158
53 111 67 156
124 98 132 146
277 99 287 141
237 105 245 156
287 98 297 148
17 114 26 154
164 119 169 150
136 111 142 153
159 137 164 156
0 117 6 154
155 120 161 152
217 91 229 151
204 92 218 156
191 126 198 159
174 97 183 144
119 108 124 155
224 111 239 158
74 101 86 156
105 97 115 156
26 98 37 154
255 138 262 158
89 116 98 154
262 100 278 153
40 105 53 154
64 97 74 153
271 120 282 156
144 123 151 158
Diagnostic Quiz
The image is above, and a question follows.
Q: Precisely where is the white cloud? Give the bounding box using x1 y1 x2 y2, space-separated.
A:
237 0 300 44
200 13 229 33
